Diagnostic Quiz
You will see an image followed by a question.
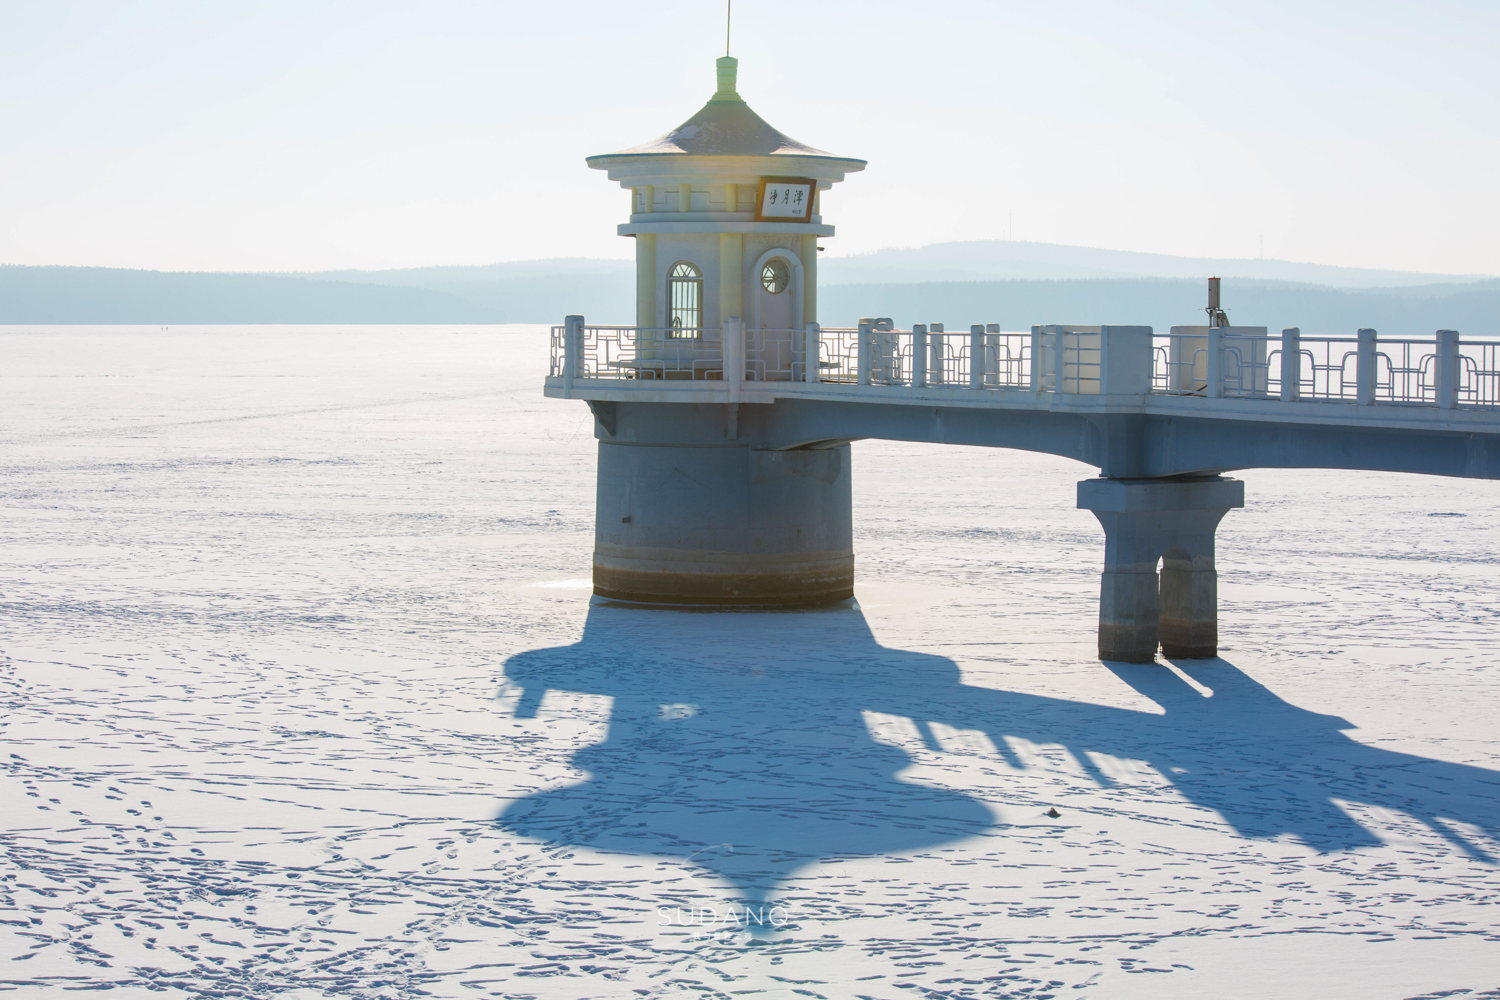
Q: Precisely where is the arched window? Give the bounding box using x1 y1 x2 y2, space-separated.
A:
667 262 702 337
760 258 790 295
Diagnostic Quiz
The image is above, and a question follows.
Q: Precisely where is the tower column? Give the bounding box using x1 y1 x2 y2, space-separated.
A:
719 232 743 325
800 233 818 325
1077 477 1244 662
635 233 657 332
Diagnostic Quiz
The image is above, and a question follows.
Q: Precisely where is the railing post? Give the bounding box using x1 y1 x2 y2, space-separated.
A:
723 317 745 396
1205 326 1222 399
1279 327 1300 402
722 317 744 439
1436 329 1459 409
912 324 928 389
804 322 820 384
856 322 872 386
563 314 583 397
929 323 945 385
969 325 984 389
1030 326 1045 392
875 326 895 382
1357 328 1377 405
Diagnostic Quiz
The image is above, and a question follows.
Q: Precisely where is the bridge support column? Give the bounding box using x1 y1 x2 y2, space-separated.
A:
592 420 854 606
1078 477 1244 662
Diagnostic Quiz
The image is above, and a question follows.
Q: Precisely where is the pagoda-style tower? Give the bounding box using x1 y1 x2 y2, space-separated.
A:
587 56 864 343
575 57 866 607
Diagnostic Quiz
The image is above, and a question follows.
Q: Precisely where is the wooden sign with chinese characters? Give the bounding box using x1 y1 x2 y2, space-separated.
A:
754 177 816 222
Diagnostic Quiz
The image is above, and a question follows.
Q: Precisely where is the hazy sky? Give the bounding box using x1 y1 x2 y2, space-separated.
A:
3 0 1497 274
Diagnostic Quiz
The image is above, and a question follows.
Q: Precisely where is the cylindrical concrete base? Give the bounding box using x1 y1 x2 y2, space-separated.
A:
592 441 853 606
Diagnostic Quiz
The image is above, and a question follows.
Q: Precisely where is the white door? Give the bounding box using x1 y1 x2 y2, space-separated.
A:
755 257 795 380
758 257 794 330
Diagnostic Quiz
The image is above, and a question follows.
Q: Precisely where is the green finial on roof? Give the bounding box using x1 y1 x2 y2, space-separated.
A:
712 56 740 102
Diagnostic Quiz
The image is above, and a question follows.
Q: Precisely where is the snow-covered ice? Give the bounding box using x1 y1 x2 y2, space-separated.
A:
1 326 1498 1000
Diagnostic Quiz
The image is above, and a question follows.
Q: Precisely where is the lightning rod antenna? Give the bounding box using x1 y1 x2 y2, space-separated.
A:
726 0 732 56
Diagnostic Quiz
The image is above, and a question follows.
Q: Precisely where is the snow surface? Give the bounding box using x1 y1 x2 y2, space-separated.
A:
1 325 1499 1000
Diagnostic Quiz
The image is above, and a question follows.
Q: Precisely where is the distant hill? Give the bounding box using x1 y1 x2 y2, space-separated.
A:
0 266 502 324
286 259 637 323
819 240 1492 288
290 258 636 288
3 241 1496 334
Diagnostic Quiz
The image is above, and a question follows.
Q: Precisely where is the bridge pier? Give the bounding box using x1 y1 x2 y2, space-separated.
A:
1078 477 1244 663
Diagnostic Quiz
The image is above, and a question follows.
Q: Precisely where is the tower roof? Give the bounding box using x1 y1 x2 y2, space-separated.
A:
591 57 864 165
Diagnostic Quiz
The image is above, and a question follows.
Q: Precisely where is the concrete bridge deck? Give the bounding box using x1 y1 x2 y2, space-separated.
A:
546 320 1500 478
544 318 1500 660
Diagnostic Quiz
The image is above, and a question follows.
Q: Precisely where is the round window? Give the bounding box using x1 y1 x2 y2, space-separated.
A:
760 258 790 295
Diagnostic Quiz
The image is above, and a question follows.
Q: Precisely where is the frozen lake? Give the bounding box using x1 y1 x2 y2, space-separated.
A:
2 326 1499 1000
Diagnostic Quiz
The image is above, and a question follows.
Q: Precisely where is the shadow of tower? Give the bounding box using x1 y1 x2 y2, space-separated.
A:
498 602 992 907
498 602 1500 907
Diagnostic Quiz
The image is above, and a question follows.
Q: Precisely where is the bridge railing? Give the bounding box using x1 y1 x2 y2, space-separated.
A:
812 326 862 382
745 328 807 382
553 318 1500 411
816 324 1032 388
1150 329 1500 408
818 325 925 384
551 323 724 380
1154 330 1280 398
1460 342 1500 407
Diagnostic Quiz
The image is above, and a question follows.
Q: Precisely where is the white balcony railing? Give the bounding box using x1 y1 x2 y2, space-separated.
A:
551 318 1500 410
1149 328 1500 407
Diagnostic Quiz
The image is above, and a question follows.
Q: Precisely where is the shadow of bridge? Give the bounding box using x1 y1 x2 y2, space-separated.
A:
497 603 1500 906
